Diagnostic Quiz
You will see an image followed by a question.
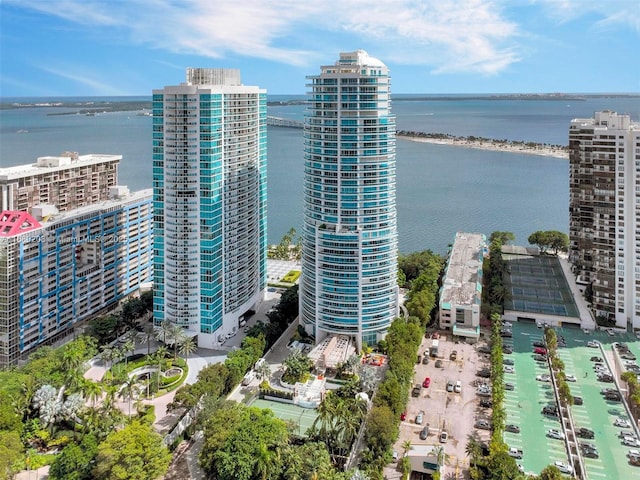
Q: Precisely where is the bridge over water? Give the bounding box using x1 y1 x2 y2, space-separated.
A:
267 116 303 129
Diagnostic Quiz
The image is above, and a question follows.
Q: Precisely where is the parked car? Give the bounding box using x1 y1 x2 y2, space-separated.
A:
619 430 636 439
547 428 565 440
478 345 491 354
536 374 551 382
454 380 462 393
420 426 429 440
415 411 424 425
422 355 430 365
500 330 512 338
554 462 572 474
475 419 491 430
505 382 515 390
573 396 584 405
479 399 493 408
400 411 407 421
622 353 637 361
503 346 513 354
449 350 458 361
606 391 622 401
412 384 421 397
439 430 448 443
504 365 515 374
505 424 520 433
508 448 523 459
533 341 546 348
504 358 514 365
477 369 491 378
422 377 431 388
590 356 603 362
542 406 559 417
615 418 632 428
598 373 614 383
534 355 547 362
625 437 640 448
435 359 443 368
565 374 577 382
534 347 547 355
577 427 594 439
587 340 598 348
446 380 454 392
582 447 599 459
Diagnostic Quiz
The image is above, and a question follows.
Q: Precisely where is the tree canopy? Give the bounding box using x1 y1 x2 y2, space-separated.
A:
92 420 171 480
527 230 569 254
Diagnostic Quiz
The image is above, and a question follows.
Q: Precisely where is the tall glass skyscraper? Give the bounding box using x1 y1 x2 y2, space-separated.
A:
300 51 398 351
152 68 267 348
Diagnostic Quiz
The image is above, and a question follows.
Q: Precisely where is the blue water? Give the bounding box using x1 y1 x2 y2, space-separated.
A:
2 95 639 254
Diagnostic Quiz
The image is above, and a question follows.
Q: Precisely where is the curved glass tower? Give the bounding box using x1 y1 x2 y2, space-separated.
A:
300 51 398 351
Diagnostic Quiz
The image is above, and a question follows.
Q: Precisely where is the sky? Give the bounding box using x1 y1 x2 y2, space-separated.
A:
0 0 639 97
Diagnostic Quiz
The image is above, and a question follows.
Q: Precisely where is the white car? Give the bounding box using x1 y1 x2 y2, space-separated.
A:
615 418 632 428
607 329 615 336
624 437 640 447
565 374 577 382
628 449 640 457
587 340 598 348
504 366 515 374
554 461 572 474
547 429 565 440
536 374 551 382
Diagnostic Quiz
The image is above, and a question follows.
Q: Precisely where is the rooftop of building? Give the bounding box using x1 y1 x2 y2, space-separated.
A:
1 187 152 238
440 232 486 308
307 335 355 370
0 152 121 181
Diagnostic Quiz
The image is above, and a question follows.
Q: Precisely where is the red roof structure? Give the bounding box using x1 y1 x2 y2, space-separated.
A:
0 211 42 237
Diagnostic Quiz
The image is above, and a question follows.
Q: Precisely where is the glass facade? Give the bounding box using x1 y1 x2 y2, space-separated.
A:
153 69 267 347
300 51 398 351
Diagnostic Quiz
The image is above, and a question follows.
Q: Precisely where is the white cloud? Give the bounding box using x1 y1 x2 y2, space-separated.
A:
530 0 640 32
37 65 129 95
8 0 523 75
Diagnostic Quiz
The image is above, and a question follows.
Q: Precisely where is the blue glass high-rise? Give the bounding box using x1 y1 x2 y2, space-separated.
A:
152 68 267 348
300 51 399 351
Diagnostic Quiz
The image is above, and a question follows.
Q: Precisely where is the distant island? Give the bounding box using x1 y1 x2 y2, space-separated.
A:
398 131 569 159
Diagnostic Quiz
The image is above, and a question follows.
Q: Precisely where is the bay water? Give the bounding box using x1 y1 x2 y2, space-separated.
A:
2 95 639 254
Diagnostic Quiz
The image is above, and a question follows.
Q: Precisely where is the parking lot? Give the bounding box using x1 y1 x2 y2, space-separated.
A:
392 333 486 477
501 322 640 478
501 322 571 474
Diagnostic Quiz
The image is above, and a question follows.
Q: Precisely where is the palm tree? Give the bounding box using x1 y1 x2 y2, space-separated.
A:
178 336 197 359
122 339 135 367
153 346 169 391
465 435 482 469
255 443 279 480
82 379 103 408
402 439 412 456
138 329 155 356
118 376 138 417
168 324 186 359
154 319 173 345
99 346 114 369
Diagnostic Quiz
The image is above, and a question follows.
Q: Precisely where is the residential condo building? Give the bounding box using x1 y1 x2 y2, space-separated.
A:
0 152 119 212
0 184 153 367
569 111 640 328
300 50 398 351
438 232 485 341
152 68 267 348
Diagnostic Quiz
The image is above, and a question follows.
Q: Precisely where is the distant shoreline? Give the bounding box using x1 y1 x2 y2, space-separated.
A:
398 131 569 159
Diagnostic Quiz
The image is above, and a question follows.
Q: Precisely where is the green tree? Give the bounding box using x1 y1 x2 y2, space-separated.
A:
528 230 568 254
0 430 23 480
178 335 197 358
92 420 171 480
49 434 98 480
489 231 515 245
538 464 565 480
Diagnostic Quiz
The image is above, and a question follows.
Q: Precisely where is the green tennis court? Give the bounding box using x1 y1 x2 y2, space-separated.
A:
249 398 318 436
503 254 579 318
